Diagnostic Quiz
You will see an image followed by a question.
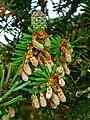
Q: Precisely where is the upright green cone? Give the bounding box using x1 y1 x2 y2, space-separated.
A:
31 11 47 30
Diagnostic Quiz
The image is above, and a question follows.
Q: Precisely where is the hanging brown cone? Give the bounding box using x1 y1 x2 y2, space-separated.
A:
31 94 40 109
65 52 72 62
49 60 54 67
39 93 47 107
46 86 52 99
37 52 43 64
27 46 33 58
45 37 50 46
42 50 51 60
51 93 60 105
32 40 44 50
61 46 67 53
24 63 32 75
22 71 28 81
8 106 15 118
60 55 66 64
50 101 57 109
68 48 73 54
56 65 65 76
64 64 70 75
2 114 9 120
58 89 66 102
59 77 65 87
48 78 55 86
30 56 38 67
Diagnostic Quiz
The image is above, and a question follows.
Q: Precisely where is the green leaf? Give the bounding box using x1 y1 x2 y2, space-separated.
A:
87 93 90 99
1 82 19 100
22 88 38 94
67 45 74 49
75 46 87 48
0 95 22 107
0 109 8 115
12 52 24 56
50 37 58 45
11 65 22 83
34 70 48 78
5 63 12 84
16 45 27 50
64 115 72 119
30 77 47 81
53 49 59 54
40 86 46 93
51 64 56 75
45 66 50 77
11 57 23 61
70 53 82 65
16 44 27 49
54 53 59 62
14 81 30 91
40 83 47 88
0 65 4 90
28 27 34 33
55 36 60 44
32 81 45 86
14 50 25 54
23 33 32 38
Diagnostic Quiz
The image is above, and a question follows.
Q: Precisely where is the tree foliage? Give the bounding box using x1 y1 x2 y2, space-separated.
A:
0 0 90 120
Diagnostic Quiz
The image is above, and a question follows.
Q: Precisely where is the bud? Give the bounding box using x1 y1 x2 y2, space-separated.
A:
48 78 55 86
45 37 50 46
32 40 44 50
51 93 60 105
49 60 54 67
22 71 28 81
50 101 57 109
24 63 32 75
27 49 33 58
30 56 38 67
8 106 15 118
58 90 66 102
31 94 40 109
56 66 64 76
65 52 72 62
59 77 65 87
60 55 66 64
42 50 51 60
64 64 70 75
61 46 67 53
40 93 47 107
2 114 9 120
46 86 52 99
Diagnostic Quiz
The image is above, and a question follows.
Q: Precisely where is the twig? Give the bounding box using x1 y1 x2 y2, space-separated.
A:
76 87 90 97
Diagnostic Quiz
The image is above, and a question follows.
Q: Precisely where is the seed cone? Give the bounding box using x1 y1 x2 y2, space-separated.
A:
31 11 47 30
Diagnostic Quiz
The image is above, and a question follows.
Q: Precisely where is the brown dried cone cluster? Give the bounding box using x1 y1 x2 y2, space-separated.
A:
2 106 15 120
19 30 51 81
60 38 73 75
18 29 67 109
31 65 66 109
